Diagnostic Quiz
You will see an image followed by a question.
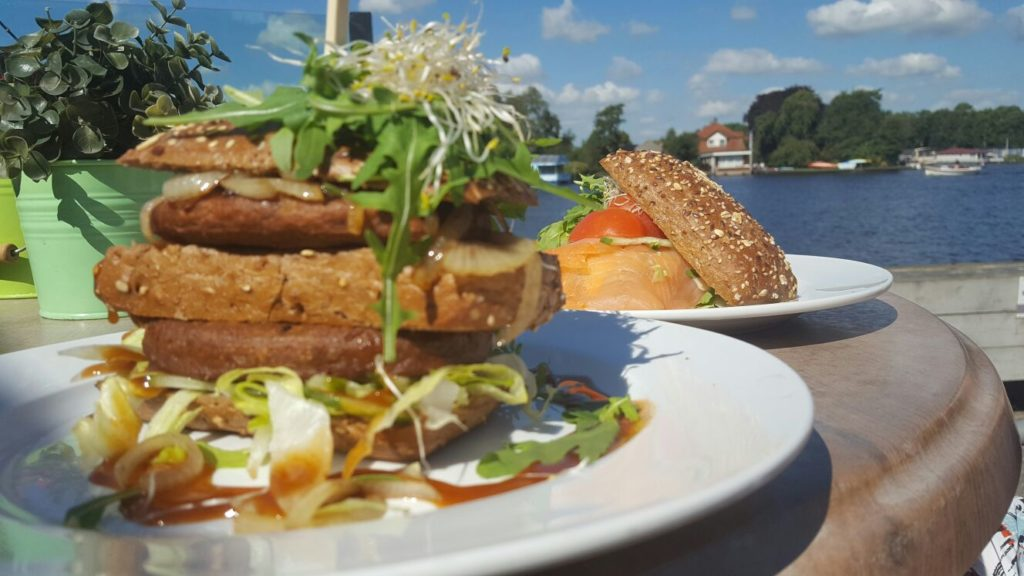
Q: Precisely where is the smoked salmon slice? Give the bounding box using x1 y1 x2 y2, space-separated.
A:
547 239 704 310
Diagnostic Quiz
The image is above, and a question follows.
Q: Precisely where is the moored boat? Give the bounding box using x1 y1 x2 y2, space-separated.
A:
531 154 572 184
924 164 982 176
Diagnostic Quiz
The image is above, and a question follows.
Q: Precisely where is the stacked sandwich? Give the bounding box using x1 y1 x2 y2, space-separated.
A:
90 24 568 463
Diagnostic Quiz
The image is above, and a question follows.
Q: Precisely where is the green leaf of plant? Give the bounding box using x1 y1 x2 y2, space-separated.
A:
21 151 49 181
39 72 68 96
110 21 139 43
171 0 187 9
149 0 169 19
5 54 41 78
92 24 113 45
144 93 175 117
105 51 129 70
73 124 105 154
269 127 295 175
45 51 63 74
63 9 91 26
71 54 106 76
166 16 187 28
86 2 114 25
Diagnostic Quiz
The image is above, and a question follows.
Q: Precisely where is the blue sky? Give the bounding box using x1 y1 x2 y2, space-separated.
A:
5 0 1024 144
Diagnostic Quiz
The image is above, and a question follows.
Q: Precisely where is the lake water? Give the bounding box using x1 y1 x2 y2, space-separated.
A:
516 164 1024 268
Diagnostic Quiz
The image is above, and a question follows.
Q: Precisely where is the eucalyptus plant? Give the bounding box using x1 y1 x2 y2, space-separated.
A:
0 0 228 181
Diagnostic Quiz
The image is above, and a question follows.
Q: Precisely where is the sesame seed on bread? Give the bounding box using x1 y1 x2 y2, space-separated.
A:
599 150 797 305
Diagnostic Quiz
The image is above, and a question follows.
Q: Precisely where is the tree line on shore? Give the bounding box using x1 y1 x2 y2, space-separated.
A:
504 86 1024 174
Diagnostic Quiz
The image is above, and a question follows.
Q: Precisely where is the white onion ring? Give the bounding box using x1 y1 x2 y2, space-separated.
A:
113 432 204 493
497 251 542 345
139 197 165 245
284 479 359 528
161 171 228 201
441 236 538 276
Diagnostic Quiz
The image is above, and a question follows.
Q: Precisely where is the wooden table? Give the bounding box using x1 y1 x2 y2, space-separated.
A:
0 294 1018 574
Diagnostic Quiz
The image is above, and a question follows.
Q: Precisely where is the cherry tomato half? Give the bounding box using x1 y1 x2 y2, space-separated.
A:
569 208 648 243
606 196 666 238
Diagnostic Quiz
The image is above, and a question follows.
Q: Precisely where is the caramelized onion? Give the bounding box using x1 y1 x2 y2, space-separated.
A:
222 175 325 202
161 171 228 201
441 236 538 276
113 432 204 493
271 179 324 202
220 175 276 200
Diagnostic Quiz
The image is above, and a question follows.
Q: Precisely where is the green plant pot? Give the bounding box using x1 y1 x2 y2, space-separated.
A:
15 160 168 319
0 178 36 299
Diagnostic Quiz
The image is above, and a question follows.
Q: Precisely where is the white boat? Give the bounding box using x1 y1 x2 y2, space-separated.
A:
531 154 572 184
924 164 982 176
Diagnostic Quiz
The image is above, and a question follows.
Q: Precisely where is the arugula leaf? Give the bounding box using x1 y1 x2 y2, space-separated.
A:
293 122 329 180
476 396 640 478
269 127 295 175
696 287 725 308
536 193 601 250
347 116 436 360
64 488 140 529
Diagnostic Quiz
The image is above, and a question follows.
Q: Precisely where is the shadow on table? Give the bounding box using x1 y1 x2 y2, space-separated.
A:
743 299 898 350
539 429 833 575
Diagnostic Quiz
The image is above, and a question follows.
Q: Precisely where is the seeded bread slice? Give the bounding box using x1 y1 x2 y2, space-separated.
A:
120 121 537 206
599 150 797 305
95 243 563 332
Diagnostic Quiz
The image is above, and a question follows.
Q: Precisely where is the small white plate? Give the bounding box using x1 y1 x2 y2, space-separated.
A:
625 254 893 332
0 313 813 575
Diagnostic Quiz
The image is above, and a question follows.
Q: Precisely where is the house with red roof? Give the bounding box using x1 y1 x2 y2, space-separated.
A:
697 122 752 175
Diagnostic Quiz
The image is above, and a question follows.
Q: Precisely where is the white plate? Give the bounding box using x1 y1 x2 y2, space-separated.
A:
625 254 893 332
0 312 813 575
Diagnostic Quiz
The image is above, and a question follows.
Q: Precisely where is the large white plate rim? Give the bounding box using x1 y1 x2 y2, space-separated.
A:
0 313 814 575
623 254 893 321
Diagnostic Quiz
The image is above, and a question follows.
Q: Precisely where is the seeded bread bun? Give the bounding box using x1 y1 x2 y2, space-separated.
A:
599 150 797 305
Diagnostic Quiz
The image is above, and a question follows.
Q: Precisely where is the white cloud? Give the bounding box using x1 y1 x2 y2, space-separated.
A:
553 81 640 105
933 88 1021 110
731 6 758 21
627 20 658 36
607 56 643 81
496 53 545 83
646 89 665 104
542 0 610 43
256 13 321 54
703 48 824 74
357 0 434 14
697 100 743 118
639 116 657 125
1009 5 1024 40
849 53 960 78
807 0 990 36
